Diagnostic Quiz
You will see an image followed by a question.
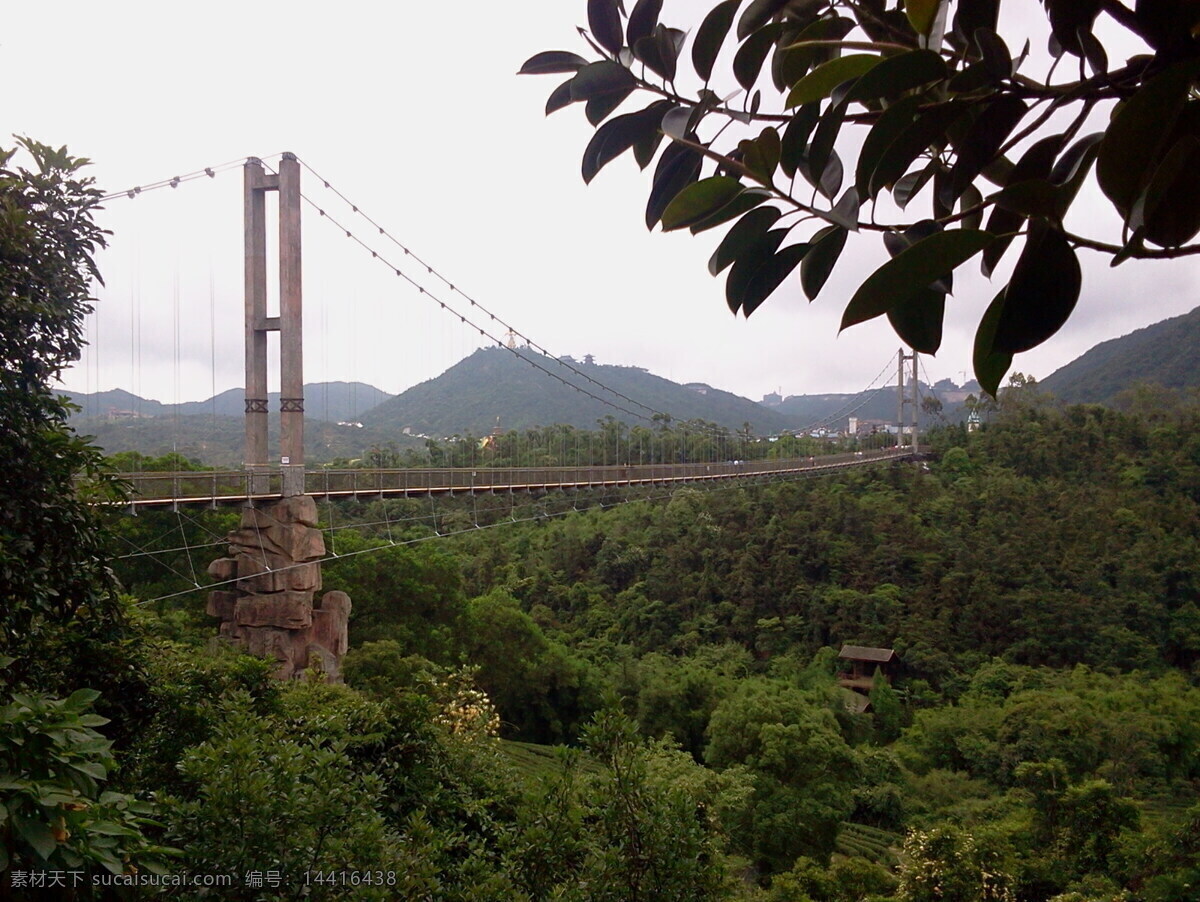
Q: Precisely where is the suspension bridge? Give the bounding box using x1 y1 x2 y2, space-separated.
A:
116 449 911 511
84 153 924 679
86 152 924 512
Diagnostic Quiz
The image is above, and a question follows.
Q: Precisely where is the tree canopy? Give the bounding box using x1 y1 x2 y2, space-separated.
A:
0 139 128 692
523 0 1200 394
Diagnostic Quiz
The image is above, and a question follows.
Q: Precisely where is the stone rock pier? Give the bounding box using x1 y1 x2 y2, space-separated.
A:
207 495 350 681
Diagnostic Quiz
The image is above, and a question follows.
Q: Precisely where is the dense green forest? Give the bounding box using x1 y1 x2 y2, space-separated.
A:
10 383 1191 899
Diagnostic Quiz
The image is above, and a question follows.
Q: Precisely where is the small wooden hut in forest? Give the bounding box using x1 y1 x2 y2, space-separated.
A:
836 645 899 714
837 645 898 691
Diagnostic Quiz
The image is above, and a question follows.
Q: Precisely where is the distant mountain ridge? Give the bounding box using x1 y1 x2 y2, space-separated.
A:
65 381 392 424
66 355 968 458
1040 306 1200 403
361 347 795 436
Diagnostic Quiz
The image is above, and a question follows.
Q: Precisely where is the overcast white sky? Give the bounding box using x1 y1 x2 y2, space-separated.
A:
8 1 1197 403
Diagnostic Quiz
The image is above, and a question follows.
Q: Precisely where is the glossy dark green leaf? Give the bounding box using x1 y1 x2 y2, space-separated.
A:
586 88 634 125
887 288 945 353
632 25 682 81
631 101 674 168
799 148 844 200
1097 60 1197 219
855 4 916 42
827 186 861 230
1049 132 1103 189
646 143 703 229
988 133 1101 223
847 50 947 103
710 206 783 275
800 225 847 299
1137 135 1200 248
585 90 633 125
582 107 665 183
891 162 937 209
776 16 856 87
884 220 949 291
626 0 663 49
841 230 993 330
785 54 881 107
588 0 625 56
734 24 784 91
571 61 636 100
633 27 673 81
973 287 1012 397
973 27 1012 79
666 25 687 56
632 130 666 169
17 817 58 861
819 149 845 200
868 102 964 198
742 242 811 316
808 90 851 187
741 127 782 185
661 177 746 231
953 0 999 42
546 78 576 115
738 0 792 39
994 178 1063 217
932 165 953 220
944 94 1027 206
654 26 683 81
958 184 985 231
519 51 592 75
661 104 703 141
693 0 740 83
904 0 941 35
1009 133 1065 181
1042 0 1099 56
947 62 994 94
992 223 1079 354
981 134 1063 275
689 188 772 234
726 229 788 313
856 94 922 196
884 218 941 253
780 104 820 178
1077 27 1107 76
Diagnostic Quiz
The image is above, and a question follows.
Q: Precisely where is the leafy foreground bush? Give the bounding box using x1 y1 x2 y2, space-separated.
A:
0 665 173 877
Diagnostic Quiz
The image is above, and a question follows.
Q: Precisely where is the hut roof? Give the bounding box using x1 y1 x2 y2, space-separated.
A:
838 645 897 663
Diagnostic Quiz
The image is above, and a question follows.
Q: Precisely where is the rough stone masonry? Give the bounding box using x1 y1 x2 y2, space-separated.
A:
207 495 350 680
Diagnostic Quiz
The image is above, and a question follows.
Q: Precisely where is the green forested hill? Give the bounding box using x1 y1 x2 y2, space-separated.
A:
772 388 919 427
1041 305 1200 402
360 346 795 436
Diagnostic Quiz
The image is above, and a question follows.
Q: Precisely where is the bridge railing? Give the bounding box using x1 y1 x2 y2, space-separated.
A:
110 448 909 509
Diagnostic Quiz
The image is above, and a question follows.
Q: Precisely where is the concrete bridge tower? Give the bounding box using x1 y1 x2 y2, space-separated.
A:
205 154 350 681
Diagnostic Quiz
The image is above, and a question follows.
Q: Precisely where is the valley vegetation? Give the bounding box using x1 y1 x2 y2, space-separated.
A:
34 383 1197 900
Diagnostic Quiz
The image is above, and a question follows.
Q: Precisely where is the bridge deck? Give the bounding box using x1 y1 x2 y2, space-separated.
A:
109 450 913 510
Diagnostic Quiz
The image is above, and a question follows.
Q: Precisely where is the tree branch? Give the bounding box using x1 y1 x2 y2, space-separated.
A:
1069 233 1200 259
